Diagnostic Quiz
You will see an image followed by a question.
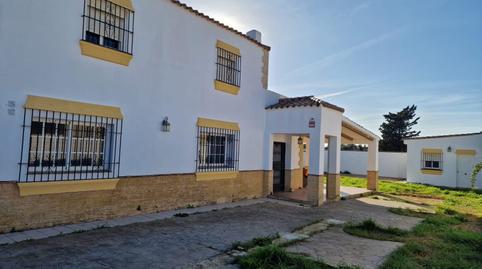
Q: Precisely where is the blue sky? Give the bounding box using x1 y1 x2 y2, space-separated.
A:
183 0 482 136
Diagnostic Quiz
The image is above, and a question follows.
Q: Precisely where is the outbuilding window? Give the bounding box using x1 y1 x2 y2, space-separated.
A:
81 0 134 55
421 150 443 170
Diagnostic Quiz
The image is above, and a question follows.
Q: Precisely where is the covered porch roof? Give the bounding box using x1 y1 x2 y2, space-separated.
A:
342 116 380 144
265 95 380 144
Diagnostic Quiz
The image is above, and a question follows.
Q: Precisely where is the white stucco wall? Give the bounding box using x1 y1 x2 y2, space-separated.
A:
327 151 407 179
0 0 268 180
405 134 482 188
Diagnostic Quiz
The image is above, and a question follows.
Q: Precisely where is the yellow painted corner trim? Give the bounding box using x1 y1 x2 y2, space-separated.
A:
197 117 240 131
80 40 133 66
422 148 443 154
216 40 240 56
18 179 119 196
456 149 476 156
25 95 123 119
421 169 443 175
195 171 239 181
109 0 134 11
214 80 240 95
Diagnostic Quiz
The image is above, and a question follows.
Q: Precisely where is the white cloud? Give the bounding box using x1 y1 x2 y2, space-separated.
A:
284 28 405 79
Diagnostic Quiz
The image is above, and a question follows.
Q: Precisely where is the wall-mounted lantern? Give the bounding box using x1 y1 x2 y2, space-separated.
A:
447 146 452 152
297 136 303 145
161 117 171 132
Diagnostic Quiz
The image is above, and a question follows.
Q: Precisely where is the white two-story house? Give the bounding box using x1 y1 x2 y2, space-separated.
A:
0 0 380 233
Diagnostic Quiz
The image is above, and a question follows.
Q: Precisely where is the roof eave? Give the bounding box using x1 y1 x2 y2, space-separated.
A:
342 116 381 140
404 131 482 141
170 0 271 51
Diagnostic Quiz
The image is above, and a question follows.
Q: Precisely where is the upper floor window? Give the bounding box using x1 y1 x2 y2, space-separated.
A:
81 0 134 54
421 151 443 170
216 44 241 87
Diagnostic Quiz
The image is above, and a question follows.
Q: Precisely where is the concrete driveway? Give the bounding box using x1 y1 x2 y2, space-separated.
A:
0 198 422 269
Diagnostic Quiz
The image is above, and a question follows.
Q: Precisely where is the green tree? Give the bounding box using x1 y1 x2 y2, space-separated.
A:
470 162 482 189
379 105 420 152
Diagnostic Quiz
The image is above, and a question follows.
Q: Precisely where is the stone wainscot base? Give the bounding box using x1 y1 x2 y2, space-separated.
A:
0 170 269 233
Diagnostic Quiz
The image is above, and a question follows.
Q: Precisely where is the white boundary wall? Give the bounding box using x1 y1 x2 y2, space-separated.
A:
324 151 407 179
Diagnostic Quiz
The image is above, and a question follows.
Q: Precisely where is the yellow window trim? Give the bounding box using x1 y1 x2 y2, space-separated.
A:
216 40 240 56
197 117 240 131
25 95 123 119
109 0 134 11
455 149 476 156
422 148 443 154
214 80 240 95
17 179 119 196
195 171 239 181
421 169 443 175
80 40 133 66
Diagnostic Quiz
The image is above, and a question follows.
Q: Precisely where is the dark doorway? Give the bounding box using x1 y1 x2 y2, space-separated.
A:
272 142 286 192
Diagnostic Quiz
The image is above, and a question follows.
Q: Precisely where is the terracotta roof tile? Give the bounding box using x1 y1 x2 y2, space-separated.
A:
170 0 270 51
266 96 345 112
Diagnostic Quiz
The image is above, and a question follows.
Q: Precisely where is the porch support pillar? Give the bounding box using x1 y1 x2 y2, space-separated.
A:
263 133 274 196
367 139 379 191
307 128 325 206
326 135 341 201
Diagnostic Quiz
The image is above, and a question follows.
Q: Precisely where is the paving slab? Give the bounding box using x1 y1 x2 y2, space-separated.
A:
0 235 14 245
34 227 61 237
5 232 30 243
317 197 423 230
287 227 403 269
21 230 48 240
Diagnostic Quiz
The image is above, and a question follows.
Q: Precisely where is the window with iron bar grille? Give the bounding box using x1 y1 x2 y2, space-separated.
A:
216 47 241 87
81 0 135 54
196 126 240 172
18 109 123 182
421 152 443 170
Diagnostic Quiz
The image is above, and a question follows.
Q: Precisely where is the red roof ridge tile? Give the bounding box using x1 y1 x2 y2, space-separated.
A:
266 95 345 113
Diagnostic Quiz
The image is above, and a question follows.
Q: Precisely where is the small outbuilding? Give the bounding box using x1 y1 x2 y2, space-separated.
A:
404 132 482 189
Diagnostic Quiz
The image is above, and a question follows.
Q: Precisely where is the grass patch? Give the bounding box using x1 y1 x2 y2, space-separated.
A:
237 245 361 269
343 219 408 242
380 214 482 269
343 204 482 269
340 176 482 217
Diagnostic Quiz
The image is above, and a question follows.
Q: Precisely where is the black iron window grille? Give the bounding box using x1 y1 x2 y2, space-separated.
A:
18 109 123 182
216 47 241 87
81 0 135 54
421 152 443 170
196 127 240 172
